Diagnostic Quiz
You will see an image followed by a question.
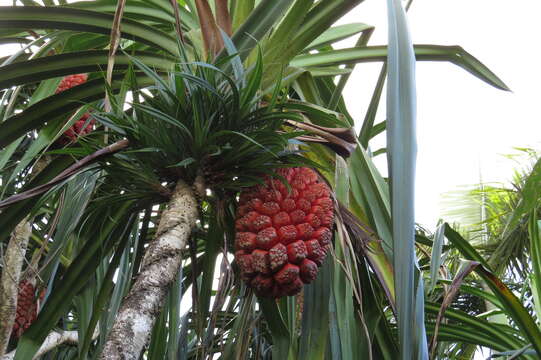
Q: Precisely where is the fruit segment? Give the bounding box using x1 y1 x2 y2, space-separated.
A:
234 167 334 298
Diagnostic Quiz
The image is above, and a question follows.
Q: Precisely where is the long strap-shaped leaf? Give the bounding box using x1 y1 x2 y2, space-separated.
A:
0 140 129 209
0 51 175 89
385 1 428 359
258 297 290 360
13 204 136 360
0 75 154 149
0 155 74 243
291 45 509 91
305 23 373 52
477 266 541 355
262 0 363 85
425 302 529 352
281 0 363 63
262 0 315 71
0 6 178 55
424 323 519 354
529 210 541 322
67 0 199 29
217 0 295 62
445 224 541 356
298 261 332 359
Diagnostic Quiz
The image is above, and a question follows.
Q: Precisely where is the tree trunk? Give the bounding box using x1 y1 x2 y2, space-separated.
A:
0 157 50 355
100 180 199 360
0 220 32 355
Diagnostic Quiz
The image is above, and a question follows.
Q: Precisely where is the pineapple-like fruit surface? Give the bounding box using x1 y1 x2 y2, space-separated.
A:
234 167 334 298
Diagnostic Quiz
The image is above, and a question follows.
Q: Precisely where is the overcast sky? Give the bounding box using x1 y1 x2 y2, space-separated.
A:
337 0 541 229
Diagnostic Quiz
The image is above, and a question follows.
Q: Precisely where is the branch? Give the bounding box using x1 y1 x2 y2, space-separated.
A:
170 0 185 43
1 329 98 360
195 0 224 56
104 0 126 115
284 120 357 158
214 0 232 36
0 139 129 210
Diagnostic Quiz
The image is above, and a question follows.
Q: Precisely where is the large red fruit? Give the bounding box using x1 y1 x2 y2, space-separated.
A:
12 280 44 338
55 74 95 144
235 167 334 298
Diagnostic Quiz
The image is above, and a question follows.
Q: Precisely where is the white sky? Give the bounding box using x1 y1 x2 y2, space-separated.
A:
337 0 541 229
1 0 540 228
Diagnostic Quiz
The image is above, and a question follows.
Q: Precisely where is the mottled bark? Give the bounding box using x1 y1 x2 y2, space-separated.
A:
0 221 32 355
0 157 50 355
0 329 98 360
100 180 199 360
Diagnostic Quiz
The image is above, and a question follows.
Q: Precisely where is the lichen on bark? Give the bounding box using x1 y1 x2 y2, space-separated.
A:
100 180 199 360
0 157 50 355
0 220 32 355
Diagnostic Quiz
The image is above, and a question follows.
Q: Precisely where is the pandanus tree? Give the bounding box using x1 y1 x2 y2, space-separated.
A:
0 0 508 359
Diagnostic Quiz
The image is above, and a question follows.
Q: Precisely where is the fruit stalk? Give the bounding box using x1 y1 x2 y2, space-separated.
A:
100 179 199 360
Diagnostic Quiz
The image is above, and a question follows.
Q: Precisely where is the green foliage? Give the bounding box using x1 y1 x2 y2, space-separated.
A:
414 150 541 359
95 54 308 193
0 1 512 359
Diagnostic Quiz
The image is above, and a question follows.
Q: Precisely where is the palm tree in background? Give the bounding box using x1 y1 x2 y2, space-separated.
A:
416 149 541 359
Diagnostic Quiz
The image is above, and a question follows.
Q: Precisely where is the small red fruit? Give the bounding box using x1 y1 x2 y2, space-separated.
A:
256 227 278 250
286 240 307 264
300 259 318 283
274 263 300 285
235 232 256 251
251 275 273 296
251 249 271 274
269 243 288 271
234 167 334 298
